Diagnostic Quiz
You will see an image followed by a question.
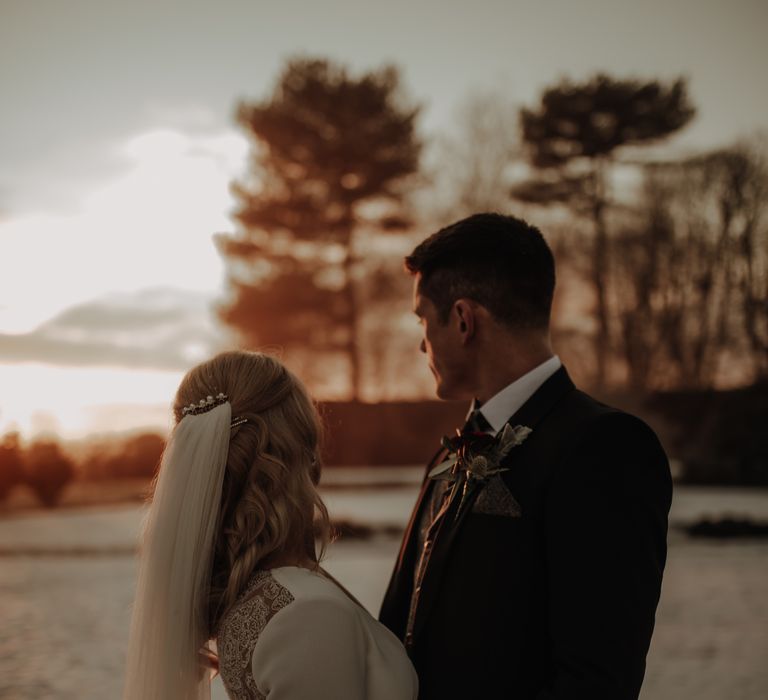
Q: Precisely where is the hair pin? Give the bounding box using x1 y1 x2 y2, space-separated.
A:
230 417 248 429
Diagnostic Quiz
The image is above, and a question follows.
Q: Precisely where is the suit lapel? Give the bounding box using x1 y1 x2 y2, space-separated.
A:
410 366 576 647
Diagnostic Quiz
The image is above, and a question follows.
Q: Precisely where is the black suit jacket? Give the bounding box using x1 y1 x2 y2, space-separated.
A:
380 367 672 700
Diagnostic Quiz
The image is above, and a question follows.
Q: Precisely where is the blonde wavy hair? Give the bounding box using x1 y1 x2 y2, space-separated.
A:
172 350 330 636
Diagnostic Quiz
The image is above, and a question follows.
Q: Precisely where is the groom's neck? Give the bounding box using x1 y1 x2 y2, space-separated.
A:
472 330 553 404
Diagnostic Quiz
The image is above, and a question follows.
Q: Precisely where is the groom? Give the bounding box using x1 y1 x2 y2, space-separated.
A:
380 213 672 699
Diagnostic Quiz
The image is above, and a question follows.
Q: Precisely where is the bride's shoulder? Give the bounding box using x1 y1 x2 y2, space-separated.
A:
218 570 293 640
251 569 368 660
260 567 372 643
219 565 349 640
268 566 355 607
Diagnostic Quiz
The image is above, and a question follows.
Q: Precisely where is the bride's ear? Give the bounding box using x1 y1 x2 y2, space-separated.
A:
453 300 476 343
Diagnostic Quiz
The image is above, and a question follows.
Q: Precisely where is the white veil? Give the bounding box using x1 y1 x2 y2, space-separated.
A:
123 402 231 700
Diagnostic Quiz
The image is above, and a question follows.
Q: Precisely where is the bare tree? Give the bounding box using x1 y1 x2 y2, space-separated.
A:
716 142 768 380
432 90 522 219
612 139 768 390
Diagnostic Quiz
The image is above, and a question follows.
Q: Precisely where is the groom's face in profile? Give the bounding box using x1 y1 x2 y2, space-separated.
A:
412 276 473 401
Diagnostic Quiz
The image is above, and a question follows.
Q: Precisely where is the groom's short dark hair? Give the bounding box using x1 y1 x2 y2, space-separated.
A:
406 212 555 329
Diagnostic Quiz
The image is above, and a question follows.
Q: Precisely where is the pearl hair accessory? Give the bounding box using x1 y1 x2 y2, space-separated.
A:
230 417 248 429
181 392 228 416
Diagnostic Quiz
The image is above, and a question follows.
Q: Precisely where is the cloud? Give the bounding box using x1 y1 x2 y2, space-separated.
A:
0 287 230 371
0 126 249 334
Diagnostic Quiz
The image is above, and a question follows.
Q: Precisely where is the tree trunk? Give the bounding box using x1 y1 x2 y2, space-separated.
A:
342 213 361 400
590 161 610 389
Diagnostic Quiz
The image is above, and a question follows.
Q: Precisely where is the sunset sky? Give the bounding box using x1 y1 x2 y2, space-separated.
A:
1 0 767 439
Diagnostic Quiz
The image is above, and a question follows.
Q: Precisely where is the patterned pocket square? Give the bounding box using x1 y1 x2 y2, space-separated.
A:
471 475 522 517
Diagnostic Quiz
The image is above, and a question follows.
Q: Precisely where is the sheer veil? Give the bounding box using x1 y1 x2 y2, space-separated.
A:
123 402 231 700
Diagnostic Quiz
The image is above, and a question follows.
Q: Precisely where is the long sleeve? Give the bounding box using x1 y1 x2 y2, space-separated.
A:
539 413 672 700
251 595 368 699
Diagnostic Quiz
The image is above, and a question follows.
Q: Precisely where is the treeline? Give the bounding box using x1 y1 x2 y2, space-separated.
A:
3 61 766 504
218 58 767 399
2 383 766 505
0 401 464 508
0 431 164 508
0 432 75 507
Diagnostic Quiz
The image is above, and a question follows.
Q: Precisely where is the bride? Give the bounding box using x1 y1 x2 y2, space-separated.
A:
123 350 417 699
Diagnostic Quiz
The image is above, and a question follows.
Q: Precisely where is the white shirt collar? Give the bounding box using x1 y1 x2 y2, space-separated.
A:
470 355 562 434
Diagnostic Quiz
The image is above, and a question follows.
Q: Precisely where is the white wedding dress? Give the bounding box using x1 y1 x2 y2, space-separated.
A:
217 566 418 699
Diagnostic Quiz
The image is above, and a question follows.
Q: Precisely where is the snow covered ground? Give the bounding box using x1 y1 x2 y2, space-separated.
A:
0 479 766 699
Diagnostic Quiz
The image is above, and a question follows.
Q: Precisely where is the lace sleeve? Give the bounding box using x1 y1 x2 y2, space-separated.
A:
251 596 368 699
217 571 294 700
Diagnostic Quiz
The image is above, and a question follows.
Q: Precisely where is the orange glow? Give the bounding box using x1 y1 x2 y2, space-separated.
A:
0 363 179 439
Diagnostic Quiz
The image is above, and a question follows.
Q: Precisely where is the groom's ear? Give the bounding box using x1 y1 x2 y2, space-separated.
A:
454 300 476 343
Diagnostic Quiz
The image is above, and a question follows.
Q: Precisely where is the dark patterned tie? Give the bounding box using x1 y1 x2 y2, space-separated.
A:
427 409 492 532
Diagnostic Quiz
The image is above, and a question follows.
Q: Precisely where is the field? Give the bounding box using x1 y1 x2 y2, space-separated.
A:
0 475 766 699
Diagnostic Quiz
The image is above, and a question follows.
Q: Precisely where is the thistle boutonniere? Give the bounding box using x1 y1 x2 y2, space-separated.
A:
428 423 533 519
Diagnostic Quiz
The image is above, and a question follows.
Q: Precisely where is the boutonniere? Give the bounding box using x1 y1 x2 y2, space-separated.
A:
428 423 533 519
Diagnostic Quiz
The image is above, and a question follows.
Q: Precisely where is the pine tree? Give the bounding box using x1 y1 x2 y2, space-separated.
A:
514 74 695 387
217 58 421 398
